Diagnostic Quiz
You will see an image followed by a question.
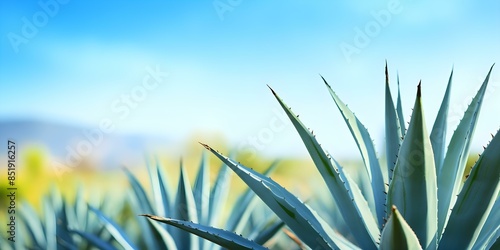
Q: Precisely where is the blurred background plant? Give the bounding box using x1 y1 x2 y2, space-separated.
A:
0 146 320 249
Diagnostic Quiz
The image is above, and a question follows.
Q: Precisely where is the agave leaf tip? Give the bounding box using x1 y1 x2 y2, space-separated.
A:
417 81 422 97
141 214 161 219
199 142 211 150
391 205 397 212
320 74 331 87
267 84 277 96
385 61 389 85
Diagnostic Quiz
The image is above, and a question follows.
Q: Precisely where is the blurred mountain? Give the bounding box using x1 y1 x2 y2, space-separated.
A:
0 119 171 170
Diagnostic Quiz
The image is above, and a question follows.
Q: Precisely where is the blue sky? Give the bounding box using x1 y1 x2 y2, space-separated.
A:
1 0 499 158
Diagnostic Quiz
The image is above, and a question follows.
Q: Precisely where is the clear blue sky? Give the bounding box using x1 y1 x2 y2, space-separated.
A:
1 0 499 158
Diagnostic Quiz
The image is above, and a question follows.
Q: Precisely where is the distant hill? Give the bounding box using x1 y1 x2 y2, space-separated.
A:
0 119 171 170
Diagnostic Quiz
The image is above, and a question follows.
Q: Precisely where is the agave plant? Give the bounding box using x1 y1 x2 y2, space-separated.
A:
77 153 284 249
0 184 127 250
144 64 499 249
0 153 282 249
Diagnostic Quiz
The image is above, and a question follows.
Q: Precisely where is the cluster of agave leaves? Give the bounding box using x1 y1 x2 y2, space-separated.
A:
143 64 500 249
0 155 283 249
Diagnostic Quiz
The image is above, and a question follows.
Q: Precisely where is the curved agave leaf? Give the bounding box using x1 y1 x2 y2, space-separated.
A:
322 76 386 227
430 69 453 171
42 199 57 250
385 63 404 182
438 65 494 237
387 83 438 250
156 158 173 218
269 86 379 249
88 206 138 250
226 161 279 234
201 143 360 250
56 200 76 248
70 230 118 250
193 152 211 249
146 219 178 250
334 157 380 236
142 216 267 250
438 130 500 249
172 161 199 250
18 201 47 247
251 219 285 245
396 73 406 137
473 197 500 249
123 167 158 248
208 161 231 228
380 206 422 250
489 237 500 250
123 167 154 215
193 151 210 226
146 157 171 218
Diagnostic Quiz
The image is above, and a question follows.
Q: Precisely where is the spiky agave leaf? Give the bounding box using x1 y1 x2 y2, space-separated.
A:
250 219 285 245
380 206 422 250
142 216 267 250
437 65 494 237
473 197 500 249
172 160 199 250
396 72 406 137
123 167 154 215
70 230 118 250
387 83 438 250
322 76 386 228
225 161 279 234
145 219 178 250
269 86 380 249
201 143 360 250
193 151 210 226
123 167 159 249
385 63 404 184
146 156 171 218
438 129 500 249
87 206 138 250
192 152 211 249
208 160 231 228
429 69 453 171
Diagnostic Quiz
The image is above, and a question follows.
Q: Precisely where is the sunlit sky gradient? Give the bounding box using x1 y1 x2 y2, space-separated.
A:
1 0 499 158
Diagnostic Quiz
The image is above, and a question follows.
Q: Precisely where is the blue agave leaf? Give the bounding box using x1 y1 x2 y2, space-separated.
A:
438 65 494 237
143 216 267 250
269 87 379 249
438 129 500 249
88 206 138 250
396 73 406 137
473 197 500 249
385 63 404 182
172 161 199 250
202 143 361 250
387 83 438 250
430 69 453 172
226 161 279 234
193 151 210 226
380 206 422 250
123 167 154 215
146 156 169 217
70 230 118 250
146 219 178 250
250 219 285 245
208 161 231 228
323 76 386 227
